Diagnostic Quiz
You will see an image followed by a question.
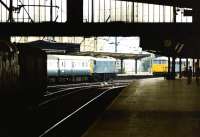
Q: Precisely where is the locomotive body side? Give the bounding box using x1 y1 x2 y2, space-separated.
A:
152 57 188 76
93 57 117 81
152 57 168 76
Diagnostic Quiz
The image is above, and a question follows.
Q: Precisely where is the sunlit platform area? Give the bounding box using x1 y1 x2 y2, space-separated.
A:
116 73 154 79
82 78 200 137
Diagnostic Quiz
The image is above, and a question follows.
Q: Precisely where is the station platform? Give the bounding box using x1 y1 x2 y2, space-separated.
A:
82 78 200 137
116 73 153 79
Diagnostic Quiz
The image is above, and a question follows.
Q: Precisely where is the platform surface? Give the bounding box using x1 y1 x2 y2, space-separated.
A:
82 78 200 137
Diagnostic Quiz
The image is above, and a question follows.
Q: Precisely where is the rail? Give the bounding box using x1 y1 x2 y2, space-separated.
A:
38 85 125 137
46 80 132 94
40 81 130 106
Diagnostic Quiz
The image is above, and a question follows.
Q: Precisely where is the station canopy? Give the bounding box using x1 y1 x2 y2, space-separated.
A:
71 51 151 60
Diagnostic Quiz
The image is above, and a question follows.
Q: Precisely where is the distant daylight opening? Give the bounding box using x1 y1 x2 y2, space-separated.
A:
0 0 67 22
83 0 193 23
0 0 193 23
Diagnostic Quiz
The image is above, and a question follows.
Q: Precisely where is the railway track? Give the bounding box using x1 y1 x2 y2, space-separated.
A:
35 81 130 137
39 85 126 137
1 81 130 137
45 80 132 96
41 80 131 106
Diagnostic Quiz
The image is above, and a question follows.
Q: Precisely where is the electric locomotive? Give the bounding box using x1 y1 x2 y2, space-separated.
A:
152 56 187 76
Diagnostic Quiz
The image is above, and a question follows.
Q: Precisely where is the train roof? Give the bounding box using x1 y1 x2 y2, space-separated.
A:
94 57 116 61
153 56 168 60
48 54 116 61
48 54 94 60
153 56 189 62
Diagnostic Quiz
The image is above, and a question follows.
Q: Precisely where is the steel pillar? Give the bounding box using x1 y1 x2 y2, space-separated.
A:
193 8 200 24
186 58 189 71
173 6 176 23
172 57 176 80
193 59 195 76
197 59 200 70
9 0 13 22
121 59 124 74
91 0 94 22
179 58 182 78
168 57 171 74
50 0 53 22
135 59 138 74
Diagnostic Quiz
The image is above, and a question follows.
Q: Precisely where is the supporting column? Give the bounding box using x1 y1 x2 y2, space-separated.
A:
9 0 13 22
197 59 200 72
120 59 123 74
179 58 182 78
173 6 176 23
193 59 195 76
168 57 171 75
132 1 134 22
171 57 176 80
50 0 53 22
186 58 189 72
91 0 94 22
67 0 83 23
135 59 138 74
193 8 200 24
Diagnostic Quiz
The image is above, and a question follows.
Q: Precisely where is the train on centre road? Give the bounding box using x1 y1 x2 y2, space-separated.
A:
152 56 188 76
47 55 117 83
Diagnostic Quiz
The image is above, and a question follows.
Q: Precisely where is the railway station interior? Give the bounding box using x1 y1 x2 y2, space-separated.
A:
0 0 200 137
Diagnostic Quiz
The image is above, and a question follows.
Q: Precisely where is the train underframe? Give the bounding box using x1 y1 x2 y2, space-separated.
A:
48 73 117 84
